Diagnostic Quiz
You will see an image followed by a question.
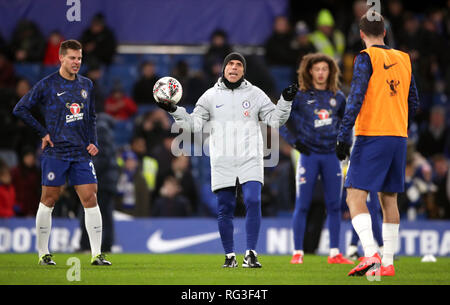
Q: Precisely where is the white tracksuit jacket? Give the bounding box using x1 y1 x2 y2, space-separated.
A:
170 78 292 192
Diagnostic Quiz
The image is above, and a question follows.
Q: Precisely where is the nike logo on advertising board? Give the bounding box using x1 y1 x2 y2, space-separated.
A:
383 63 397 70
147 230 221 253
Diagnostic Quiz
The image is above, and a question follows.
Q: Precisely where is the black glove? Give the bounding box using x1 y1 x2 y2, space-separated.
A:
156 101 177 113
295 141 310 155
335 141 351 161
282 83 299 101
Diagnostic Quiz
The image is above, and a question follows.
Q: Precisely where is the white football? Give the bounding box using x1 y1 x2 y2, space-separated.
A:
153 77 183 104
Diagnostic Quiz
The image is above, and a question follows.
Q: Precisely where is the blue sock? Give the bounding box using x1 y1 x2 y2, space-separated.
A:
216 187 236 254
326 201 341 249
292 196 310 250
241 181 262 251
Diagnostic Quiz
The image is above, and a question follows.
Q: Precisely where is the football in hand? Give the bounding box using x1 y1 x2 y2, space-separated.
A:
153 77 183 104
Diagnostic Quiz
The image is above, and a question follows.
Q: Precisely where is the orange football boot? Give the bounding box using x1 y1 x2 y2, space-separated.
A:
348 253 381 276
366 264 395 276
290 253 304 264
328 253 354 264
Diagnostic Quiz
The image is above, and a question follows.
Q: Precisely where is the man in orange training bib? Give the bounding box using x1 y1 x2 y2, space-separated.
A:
336 12 419 277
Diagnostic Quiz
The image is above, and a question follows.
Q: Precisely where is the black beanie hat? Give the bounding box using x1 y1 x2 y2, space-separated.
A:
222 52 246 75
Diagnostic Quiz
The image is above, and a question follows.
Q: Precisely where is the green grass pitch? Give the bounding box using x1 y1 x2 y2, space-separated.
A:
0 253 449 285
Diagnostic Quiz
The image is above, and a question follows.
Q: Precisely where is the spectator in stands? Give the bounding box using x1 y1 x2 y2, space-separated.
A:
204 57 223 87
385 0 405 45
152 175 192 217
11 78 40 156
80 13 117 67
1 77 36 167
204 29 233 78
133 109 171 156
129 135 159 193
444 1 450 96
431 154 450 219
86 64 107 113
152 130 177 199
415 11 448 118
346 0 369 55
0 158 16 218
0 77 21 153
244 54 278 100
398 142 433 220
171 60 209 107
51 184 79 218
170 155 198 214
10 19 46 62
397 12 422 64
10 146 40 216
116 149 150 217
130 135 148 159
79 112 119 252
104 87 138 120
264 16 297 67
133 61 160 105
309 9 345 64
0 51 16 89
416 105 450 159
291 21 316 69
43 31 64 66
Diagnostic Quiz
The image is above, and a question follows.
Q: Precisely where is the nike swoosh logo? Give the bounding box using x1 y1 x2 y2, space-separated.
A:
307 100 315 104
216 104 224 108
383 63 397 70
57 92 66 96
147 229 221 253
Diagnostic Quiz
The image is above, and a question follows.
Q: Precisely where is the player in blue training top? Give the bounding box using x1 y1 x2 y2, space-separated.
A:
13 40 111 266
280 53 354 265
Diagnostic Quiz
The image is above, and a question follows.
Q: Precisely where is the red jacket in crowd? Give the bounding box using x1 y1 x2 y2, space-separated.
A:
0 184 16 218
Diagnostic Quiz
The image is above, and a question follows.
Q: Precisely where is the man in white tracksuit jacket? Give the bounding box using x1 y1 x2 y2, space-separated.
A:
158 52 298 268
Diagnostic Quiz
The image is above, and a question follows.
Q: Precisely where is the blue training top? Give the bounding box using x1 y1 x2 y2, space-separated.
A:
13 71 97 162
280 88 346 154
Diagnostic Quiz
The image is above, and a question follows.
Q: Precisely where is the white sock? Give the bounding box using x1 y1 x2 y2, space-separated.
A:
382 223 399 267
346 245 358 257
36 202 54 257
329 248 340 258
84 205 103 258
351 213 377 257
226 252 236 258
293 250 304 256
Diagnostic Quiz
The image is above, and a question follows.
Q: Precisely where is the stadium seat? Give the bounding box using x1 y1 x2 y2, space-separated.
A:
114 53 140 65
14 63 41 85
113 117 135 146
140 54 171 77
0 149 18 168
40 65 59 79
170 54 204 72
137 104 158 115
104 64 139 96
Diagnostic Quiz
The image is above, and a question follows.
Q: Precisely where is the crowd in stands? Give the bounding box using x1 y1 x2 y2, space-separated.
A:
0 1 449 222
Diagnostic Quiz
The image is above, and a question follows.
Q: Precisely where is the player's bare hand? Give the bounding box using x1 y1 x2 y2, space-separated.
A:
41 134 54 150
86 144 98 156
